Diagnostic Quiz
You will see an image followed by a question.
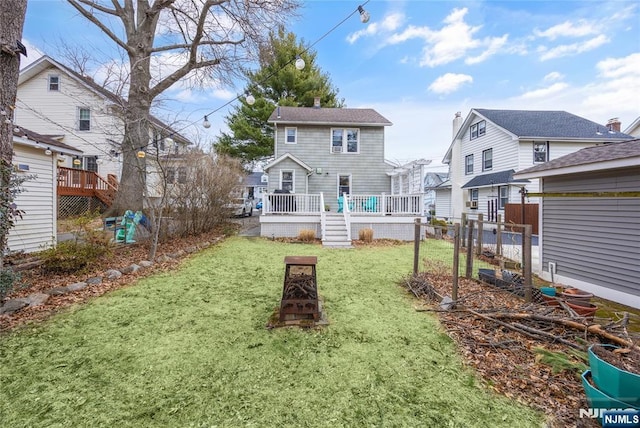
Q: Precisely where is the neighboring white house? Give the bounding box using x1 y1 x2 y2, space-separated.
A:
16 55 191 208
623 116 640 137
8 127 82 254
260 104 424 245
514 139 640 309
441 109 634 224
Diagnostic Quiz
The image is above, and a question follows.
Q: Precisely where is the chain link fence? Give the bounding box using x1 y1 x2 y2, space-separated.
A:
58 196 106 219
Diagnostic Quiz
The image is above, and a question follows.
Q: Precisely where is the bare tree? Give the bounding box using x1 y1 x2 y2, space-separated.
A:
66 0 299 213
0 0 28 267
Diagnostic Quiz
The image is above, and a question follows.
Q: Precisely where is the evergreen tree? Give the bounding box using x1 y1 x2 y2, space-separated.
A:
215 27 343 164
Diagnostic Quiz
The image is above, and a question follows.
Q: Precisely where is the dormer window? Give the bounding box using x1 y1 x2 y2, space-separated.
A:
533 141 549 163
48 75 60 91
470 120 486 140
331 128 359 154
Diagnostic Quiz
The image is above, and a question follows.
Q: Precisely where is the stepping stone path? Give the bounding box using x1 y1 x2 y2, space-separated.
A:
0 237 222 317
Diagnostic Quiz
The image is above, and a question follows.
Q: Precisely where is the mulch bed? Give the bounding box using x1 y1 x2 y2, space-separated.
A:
401 260 640 428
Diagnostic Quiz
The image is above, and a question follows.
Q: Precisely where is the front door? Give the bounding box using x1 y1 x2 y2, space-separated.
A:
338 174 351 197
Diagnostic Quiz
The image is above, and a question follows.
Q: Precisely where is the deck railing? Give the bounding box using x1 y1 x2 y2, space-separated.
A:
263 193 323 214
57 167 118 206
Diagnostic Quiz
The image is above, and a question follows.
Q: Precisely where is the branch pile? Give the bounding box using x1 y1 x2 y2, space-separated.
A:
401 266 639 428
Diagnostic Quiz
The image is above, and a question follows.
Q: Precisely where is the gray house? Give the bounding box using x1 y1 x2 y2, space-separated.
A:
260 105 423 246
442 109 633 224
514 139 640 309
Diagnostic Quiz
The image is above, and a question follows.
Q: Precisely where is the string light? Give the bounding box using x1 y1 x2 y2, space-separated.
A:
295 57 305 70
245 94 255 105
45 148 52 155
202 115 211 128
358 5 370 23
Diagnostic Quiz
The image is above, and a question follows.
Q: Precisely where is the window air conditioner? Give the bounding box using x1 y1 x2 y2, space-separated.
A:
332 146 343 153
470 200 478 209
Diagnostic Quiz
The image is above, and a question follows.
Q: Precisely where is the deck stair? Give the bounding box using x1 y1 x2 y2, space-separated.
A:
322 213 352 248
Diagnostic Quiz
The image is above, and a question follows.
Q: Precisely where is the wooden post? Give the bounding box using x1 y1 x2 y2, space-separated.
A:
465 220 474 278
523 224 532 303
413 217 421 275
452 223 460 304
461 212 467 247
476 213 483 256
496 214 502 257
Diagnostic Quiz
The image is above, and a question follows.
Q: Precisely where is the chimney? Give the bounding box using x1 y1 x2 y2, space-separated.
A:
313 97 321 109
606 118 621 133
452 111 463 139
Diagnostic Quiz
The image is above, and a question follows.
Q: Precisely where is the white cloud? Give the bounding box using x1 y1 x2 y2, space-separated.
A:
538 34 609 61
544 71 564 82
534 19 600 40
346 12 405 44
465 35 508 65
19 39 44 69
519 82 569 99
582 52 640 116
428 73 473 94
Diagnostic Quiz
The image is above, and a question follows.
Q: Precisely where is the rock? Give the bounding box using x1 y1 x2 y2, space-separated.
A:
199 241 211 248
121 264 140 274
86 277 103 286
47 286 69 296
105 269 123 280
184 246 198 254
167 250 185 258
27 293 50 307
155 254 172 263
440 296 455 311
139 260 153 268
67 282 88 292
0 298 29 315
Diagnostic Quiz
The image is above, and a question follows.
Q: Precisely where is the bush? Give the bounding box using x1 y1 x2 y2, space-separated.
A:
41 241 111 274
430 218 448 234
297 229 316 242
358 228 374 243
0 267 21 301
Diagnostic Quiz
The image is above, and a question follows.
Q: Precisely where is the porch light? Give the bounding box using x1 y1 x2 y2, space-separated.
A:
73 157 81 166
295 57 305 70
96 157 103 165
245 94 255 105
202 115 211 129
45 148 52 156
137 150 146 158
358 5 370 23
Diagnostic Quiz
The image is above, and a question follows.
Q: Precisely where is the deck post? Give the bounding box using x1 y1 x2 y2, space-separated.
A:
523 224 532 303
452 223 460 304
476 213 483 256
413 217 421 275
465 220 474 279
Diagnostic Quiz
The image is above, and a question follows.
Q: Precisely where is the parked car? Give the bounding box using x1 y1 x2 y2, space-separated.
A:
227 198 253 217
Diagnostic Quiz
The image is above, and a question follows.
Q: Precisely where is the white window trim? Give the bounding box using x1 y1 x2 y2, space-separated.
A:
482 148 493 171
330 128 360 154
337 173 352 198
499 186 509 209
470 120 486 140
470 188 479 201
78 107 91 131
280 170 294 192
533 141 549 163
465 154 474 175
48 74 60 91
285 127 297 144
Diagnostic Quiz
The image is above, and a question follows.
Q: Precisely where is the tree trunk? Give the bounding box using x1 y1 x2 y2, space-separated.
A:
0 0 28 267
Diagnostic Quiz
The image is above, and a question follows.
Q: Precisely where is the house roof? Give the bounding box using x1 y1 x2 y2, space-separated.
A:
514 139 640 179
245 172 266 187
13 126 83 155
443 109 634 163
462 169 529 189
623 116 640 136
263 152 313 172
19 55 191 145
268 106 392 127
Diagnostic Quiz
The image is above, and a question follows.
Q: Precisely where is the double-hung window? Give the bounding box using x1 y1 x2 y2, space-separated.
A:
499 186 509 209
482 148 493 171
465 154 474 174
48 75 60 91
166 167 176 184
177 167 187 184
470 120 486 140
285 127 297 144
85 156 98 172
78 107 91 131
533 141 548 163
338 174 351 197
331 128 359 154
281 170 294 192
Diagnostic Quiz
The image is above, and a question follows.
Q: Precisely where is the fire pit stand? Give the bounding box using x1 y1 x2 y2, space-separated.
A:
279 256 319 322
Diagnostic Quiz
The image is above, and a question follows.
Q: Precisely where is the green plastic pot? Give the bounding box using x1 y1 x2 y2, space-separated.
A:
582 370 638 425
588 344 640 407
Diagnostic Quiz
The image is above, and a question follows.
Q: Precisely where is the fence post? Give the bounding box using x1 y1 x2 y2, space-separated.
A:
461 212 467 247
476 213 483 256
452 223 460 304
523 224 532 303
413 217 421 275
465 220 474 279
496 214 502 257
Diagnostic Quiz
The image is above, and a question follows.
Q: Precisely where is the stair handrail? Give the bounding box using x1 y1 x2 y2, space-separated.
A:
343 193 351 241
319 192 326 241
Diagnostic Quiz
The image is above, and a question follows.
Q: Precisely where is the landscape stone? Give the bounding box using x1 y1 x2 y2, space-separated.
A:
168 250 185 258
185 246 198 254
105 269 123 280
0 298 29 315
67 282 88 292
86 277 103 286
121 264 140 274
27 293 50 307
155 254 171 263
139 260 153 268
47 286 70 296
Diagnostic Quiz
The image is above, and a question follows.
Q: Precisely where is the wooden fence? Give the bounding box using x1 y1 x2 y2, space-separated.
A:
504 203 538 235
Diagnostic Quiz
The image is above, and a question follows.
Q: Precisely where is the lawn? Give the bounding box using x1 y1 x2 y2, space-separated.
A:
0 237 543 427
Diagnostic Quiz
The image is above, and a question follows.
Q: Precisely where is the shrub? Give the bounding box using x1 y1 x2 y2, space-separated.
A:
41 241 111 274
359 228 374 243
430 218 448 234
297 229 316 242
0 267 21 301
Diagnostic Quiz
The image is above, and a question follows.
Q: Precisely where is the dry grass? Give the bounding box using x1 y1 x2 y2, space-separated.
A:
297 229 317 242
358 228 374 243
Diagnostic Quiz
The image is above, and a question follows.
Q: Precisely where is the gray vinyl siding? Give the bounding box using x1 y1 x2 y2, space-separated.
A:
541 168 640 298
272 124 392 209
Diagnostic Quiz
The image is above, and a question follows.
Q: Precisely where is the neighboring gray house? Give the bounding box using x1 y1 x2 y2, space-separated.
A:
514 139 640 309
260 104 423 246
442 109 633 224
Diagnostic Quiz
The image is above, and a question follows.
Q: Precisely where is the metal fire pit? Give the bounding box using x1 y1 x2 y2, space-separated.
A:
279 256 319 322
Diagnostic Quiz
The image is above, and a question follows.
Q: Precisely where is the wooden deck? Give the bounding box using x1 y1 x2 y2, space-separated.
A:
57 167 118 207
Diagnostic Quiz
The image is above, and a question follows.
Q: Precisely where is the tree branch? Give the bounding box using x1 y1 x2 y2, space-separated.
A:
150 38 243 54
72 0 119 15
67 0 131 53
149 58 221 99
